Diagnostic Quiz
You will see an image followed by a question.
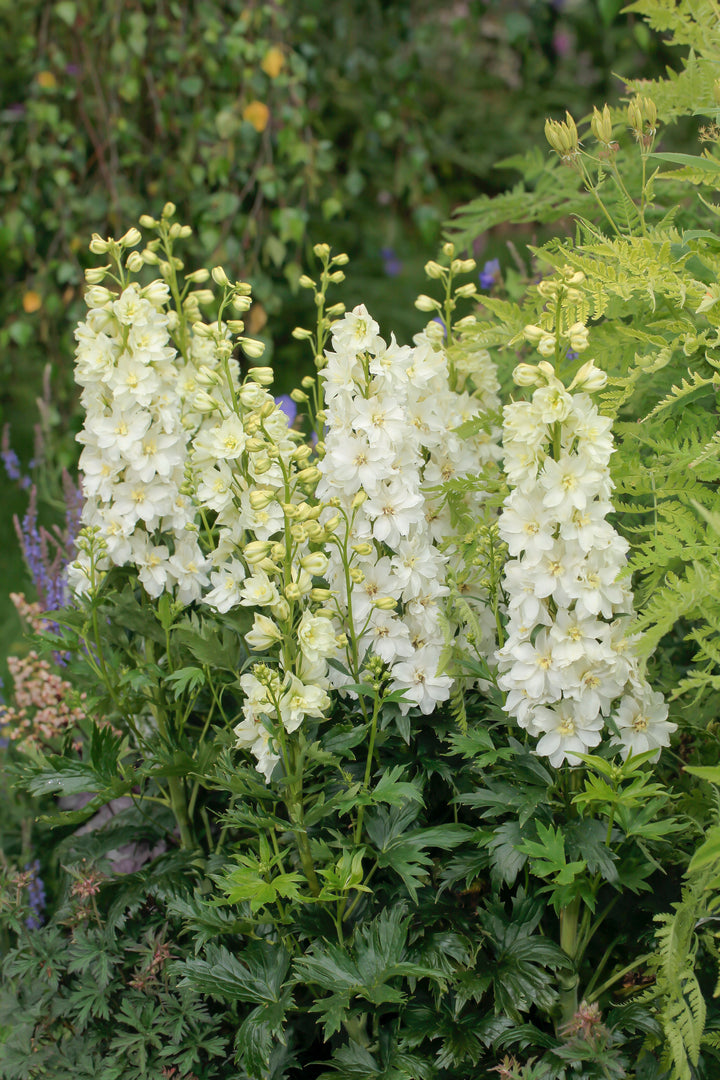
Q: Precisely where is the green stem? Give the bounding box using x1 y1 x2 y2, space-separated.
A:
585 951 655 1005
354 692 382 845
558 895 581 1028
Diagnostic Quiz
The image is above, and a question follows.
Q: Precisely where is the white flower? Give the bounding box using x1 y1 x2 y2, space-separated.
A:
297 611 337 665
203 560 247 613
278 674 331 733
390 645 453 715
533 699 604 767
611 687 676 761
240 569 281 609
245 613 283 651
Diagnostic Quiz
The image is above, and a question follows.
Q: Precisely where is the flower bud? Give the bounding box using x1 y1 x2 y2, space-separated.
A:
247 365 274 386
313 242 330 259
191 390 218 413
89 234 110 254
241 338 267 359
415 294 441 312
226 319 245 333
139 214 157 229
536 334 556 357
349 567 364 583
567 322 590 352
126 251 144 272
424 260 446 279
211 265 230 287
249 489 275 510
372 597 397 611
351 542 374 556
290 388 308 403
545 112 580 162
84 265 110 285
270 542 286 562
326 301 346 317
162 201 176 218
591 104 614 147
85 285 113 306
512 363 544 387
232 294 253 312
523 324 545 344
332 252 349 266
442 241 455 258
271 597 291 621
292 326 313 340
329 270 345 283
569 359 607 392
300 551 328 576
299 274 315 289
244 540 272 564
142 248 160 265
296 466 321 484
285 582 303 601
351 491 368 509
310 587 332 602
455 282 478 299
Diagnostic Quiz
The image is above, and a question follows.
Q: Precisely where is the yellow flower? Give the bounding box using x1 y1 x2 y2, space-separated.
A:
37 70 57 89
22 291 42 313
261 47 284 78
243 100 270 132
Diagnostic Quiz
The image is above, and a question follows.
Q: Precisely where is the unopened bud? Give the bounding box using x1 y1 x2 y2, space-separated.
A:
326 302 346 317
349 567 364 583
232 295 253 312
442 241 455 258
139 214 157 229
455 282 477 299
300 552 329 576
537 334 557 357
569 359 607 392
523 324 545 344
296 466 321 484
351 491 368 509
211 265 230 287
351 542 374 556
126 251 144 272
313 242 331 259
512 363 544 387
298 274 315 289
567 322 590 352
161 201 176 218
249 489 275 510
415 294 441 312
84 265 110 285
292 326 313 340
332 252 349 266
290 388 309 403
424 260 446 279
310 587 332 602
591 104 614 147
247 365 274 386
119 227 142 247
241 338 266 360
285 582 303 601
89 234 110 254
372 597 397 611
244 540 272 564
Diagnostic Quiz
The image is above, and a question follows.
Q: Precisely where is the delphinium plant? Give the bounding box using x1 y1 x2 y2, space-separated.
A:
4 4 720 1078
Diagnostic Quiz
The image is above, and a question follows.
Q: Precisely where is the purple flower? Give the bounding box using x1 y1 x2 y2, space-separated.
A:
479 258 500 290
566 350 579 361
381 247 403 277
275 394 297 425
24 860 46 929
1 425 28 486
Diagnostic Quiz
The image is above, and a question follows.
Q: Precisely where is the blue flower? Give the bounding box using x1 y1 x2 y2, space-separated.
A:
479 258 500 290
275 394 297 424
381 247 403 278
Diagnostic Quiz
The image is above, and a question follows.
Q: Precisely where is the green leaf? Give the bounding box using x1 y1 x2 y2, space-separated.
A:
178 942 289 1004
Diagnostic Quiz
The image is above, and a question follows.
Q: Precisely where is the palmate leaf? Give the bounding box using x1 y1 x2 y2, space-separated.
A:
316 1040 435 1080
235 993 292 1080
176 940 290 1004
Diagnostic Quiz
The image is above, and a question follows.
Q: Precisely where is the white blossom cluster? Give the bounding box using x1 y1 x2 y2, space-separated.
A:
183 350 338 780
69 282 209 600
495 361 676 765
317 306 500 714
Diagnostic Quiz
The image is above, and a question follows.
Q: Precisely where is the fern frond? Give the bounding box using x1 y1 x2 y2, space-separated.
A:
642 371 715 420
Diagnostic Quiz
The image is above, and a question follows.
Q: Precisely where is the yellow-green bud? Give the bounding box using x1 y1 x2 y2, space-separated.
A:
244 540 272 564
415 294 441 312
232 294 252 312
241 337 266 359
523 324 545 344
226 319 245 333
248 365 274 385
211 265 230 287
544 112 580 162
537 334 557 357
326 301 346 317
313 242 331 259
161 201 176 218
89 233 110 254
349 567 364 583
139 214 157 229
454 282 477 299
300 551 329 576
298 274 315 289
245 437 265 453
126 251 144 272
84 265 110 285
310 587 332 602
424 260 446 279
304 521 324 540
351 491 367 509
142 248 160 265
569 359 607 392
372 597 397 611
329 270 345 283
292 326 313 340
249 489 275 510
442 241 455 258
331 252 349 266
285 582 303 601
290 388 308 403
351 542 374 556
512 363 544 387
591 104 613 146
168 222 183 239
296 466 321 484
